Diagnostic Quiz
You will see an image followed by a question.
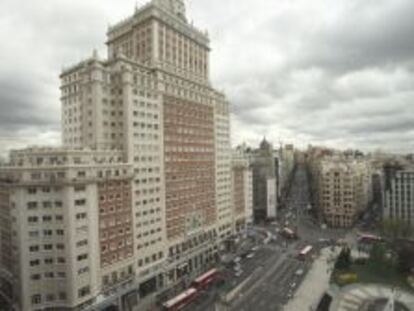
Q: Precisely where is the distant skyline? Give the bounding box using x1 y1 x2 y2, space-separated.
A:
1 0 414 156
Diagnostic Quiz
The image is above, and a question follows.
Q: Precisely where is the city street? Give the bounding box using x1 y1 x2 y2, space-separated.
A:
182 165 350 311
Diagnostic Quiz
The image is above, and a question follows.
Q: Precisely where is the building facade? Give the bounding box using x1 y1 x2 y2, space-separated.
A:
0 1 233 310
232 148 253 231
279 144 295 201
309 156 372 228
383 164 414 228
250 139 277 222
0 148 133 311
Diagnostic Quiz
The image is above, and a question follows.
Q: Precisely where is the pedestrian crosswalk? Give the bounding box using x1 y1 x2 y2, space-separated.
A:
334 284 414 311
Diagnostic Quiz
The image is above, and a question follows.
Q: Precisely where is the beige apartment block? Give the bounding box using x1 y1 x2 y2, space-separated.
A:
0 0 232 310
311 158 372 228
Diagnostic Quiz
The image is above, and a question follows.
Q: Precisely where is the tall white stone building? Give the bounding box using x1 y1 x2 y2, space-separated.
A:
0 1 239 310
232 148 254 230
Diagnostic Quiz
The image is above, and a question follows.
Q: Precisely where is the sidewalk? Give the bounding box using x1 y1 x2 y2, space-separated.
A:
283 247 339 311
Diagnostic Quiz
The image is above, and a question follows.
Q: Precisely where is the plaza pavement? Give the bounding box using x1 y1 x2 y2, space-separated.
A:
283 247 340 311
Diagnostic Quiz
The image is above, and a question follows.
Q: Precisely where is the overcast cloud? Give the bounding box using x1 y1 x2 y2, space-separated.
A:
0 0 413 156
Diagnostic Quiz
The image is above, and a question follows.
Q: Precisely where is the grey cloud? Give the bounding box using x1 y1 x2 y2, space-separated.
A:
1 0 414 154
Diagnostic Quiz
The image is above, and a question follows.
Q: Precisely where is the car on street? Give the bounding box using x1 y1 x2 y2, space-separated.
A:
246 253 255 259
234 263 242 272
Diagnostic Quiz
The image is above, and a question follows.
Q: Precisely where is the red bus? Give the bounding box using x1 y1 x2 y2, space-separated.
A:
357 233 383 243
192 268 219 289
298 245 313 260
162 288 198 311
281 227 297 240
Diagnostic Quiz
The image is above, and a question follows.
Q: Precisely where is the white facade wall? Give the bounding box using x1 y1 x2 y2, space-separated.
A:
215 99 233 239
384 170 414 226
266 178 277 219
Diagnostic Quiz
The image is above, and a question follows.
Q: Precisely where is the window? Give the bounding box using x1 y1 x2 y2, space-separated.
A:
42 215 52 222
29 245 39 252
28 188 37 194
46 294 55 302
78 286 90 298
78 267 89 275
56 244 65 250
43 230 53 237
30 260 40 267
75 199 86 206
56 229 64 236
44 244 53 251
44 258 54 265
56 215 64 222
43 201 52 208
31 274 41 280
58 292 67 301
77 254 88 261
76 213 87 220
27 202 38 210
31 295 42 305
76 239 88 247
74 185 86 192
44 272 54 278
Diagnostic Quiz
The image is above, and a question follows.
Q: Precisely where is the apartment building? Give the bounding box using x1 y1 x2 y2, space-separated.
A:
310 157 372 228
250 139 277 221
383 163 414 228
279 144 296 198
0 1 232 310
232 148 253 231
0 148 133 310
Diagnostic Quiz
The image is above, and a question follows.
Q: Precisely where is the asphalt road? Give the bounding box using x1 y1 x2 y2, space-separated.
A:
184 165 352 311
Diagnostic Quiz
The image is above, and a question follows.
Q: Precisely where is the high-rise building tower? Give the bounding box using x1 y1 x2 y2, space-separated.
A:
0 1 238 311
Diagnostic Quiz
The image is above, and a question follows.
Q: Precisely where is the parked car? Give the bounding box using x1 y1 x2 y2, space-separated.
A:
235 270 243 277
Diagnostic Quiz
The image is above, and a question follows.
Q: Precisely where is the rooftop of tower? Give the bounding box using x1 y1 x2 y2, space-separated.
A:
107 0 209 45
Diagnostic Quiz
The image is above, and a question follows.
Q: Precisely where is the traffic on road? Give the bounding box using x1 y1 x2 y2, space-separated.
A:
160 165 349 311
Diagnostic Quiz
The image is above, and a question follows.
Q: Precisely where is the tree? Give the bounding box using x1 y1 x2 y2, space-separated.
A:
381 218 414 240
397 246 414 273
335 247 352 270
369 243 387 269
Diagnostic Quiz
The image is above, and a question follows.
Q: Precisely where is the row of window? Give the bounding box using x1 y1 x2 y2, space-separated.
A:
30 257 66 266
29 229 65 238
136 217 162 228
28 215 64 224
31 292 67 305
27 201 63 210
136 227 162 239
137 237 162 250
137 251 163 267
29 244 65 252
31 271 66 280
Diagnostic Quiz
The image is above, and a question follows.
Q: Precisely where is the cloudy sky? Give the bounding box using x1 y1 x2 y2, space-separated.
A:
1 0 414 157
